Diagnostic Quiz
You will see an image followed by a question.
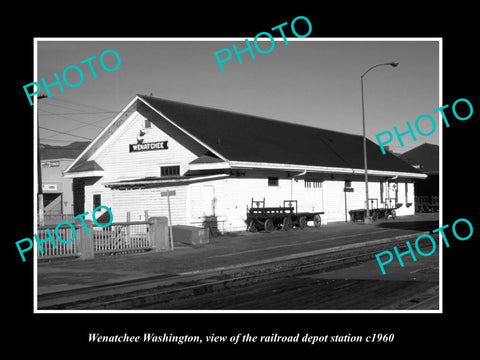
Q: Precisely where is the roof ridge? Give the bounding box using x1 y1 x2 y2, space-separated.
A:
137 94 364 139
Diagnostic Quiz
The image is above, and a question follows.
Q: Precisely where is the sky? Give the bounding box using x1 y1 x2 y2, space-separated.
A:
36 39 440 153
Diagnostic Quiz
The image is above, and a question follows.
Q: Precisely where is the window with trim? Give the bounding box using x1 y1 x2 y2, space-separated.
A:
144 119 151 129
160 165 180 177
305 180 323 188
268 177 279 186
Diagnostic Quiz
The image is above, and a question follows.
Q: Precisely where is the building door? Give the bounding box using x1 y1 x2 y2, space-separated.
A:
304 180 323 212
72 178 85 215
201 185 216 216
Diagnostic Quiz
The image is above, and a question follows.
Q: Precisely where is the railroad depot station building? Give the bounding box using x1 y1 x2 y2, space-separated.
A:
64 95 427 232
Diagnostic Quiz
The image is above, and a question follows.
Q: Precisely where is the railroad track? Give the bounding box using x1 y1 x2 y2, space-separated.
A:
402 290 439 310
38 234 439 310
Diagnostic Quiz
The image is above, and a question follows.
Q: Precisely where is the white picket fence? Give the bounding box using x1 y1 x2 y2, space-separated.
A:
92 221 152 255
36 221 154 260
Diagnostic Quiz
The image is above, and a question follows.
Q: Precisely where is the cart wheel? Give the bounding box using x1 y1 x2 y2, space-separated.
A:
313 214 322 228
264 219 274 233
299 216 307 229
282 217 292 231
390 210 396 220
247 220 257 232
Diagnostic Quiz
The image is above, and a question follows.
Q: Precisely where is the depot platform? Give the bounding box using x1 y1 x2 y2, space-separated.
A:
36 213 439 296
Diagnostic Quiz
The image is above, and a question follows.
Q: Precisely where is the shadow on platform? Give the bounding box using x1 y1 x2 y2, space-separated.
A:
375 218 439 232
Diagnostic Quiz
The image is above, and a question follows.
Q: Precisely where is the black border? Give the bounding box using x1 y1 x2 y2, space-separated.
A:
8 5 478 354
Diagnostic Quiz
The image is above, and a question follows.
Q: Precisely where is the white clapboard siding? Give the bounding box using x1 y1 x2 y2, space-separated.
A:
84 183 113 215
336 180 415 221
109 187 187 224
187 179 227 230
395 182 415 216
92 111 205 181
341 181 365 222
220 177 311 231
323 181 347 223
348 181 382 211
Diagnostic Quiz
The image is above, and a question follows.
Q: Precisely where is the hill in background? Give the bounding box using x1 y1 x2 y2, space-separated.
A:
40 141 90 160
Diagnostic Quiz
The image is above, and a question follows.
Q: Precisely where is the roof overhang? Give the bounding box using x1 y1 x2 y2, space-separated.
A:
184 159 427 179
104 173 229 189
64 170 106 178
229 161 427 179
63 96 140 175
188 161 231 172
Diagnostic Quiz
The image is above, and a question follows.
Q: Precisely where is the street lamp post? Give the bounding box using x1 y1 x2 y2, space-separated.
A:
37 94 48 226
361 62 398 223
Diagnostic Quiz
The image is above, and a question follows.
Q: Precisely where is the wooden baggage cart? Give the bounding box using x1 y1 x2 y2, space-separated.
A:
246 198 324 233
349 204 401 222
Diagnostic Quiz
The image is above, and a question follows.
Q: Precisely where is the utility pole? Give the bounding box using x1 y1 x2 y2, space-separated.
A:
37 94 47 226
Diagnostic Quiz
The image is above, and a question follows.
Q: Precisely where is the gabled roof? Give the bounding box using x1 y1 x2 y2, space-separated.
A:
398 143 439 175
189 154 226 164
68 160 104 173
138 95 422 175
65 95 424 178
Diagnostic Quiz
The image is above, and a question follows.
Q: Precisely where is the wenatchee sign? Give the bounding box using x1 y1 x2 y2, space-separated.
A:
129 141 168 153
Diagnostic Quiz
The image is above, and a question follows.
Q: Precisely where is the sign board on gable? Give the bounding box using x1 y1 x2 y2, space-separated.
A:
129 141 168 153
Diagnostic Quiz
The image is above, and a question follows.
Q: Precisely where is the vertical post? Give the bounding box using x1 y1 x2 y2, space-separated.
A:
76 219 94 260
344 190 348 222
37 120 44 226
167 190 174 250
126 211 131 245
360 62 398 223
290 178 293 200
149 217 170 251
361 75 371 223
36 95 47 226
